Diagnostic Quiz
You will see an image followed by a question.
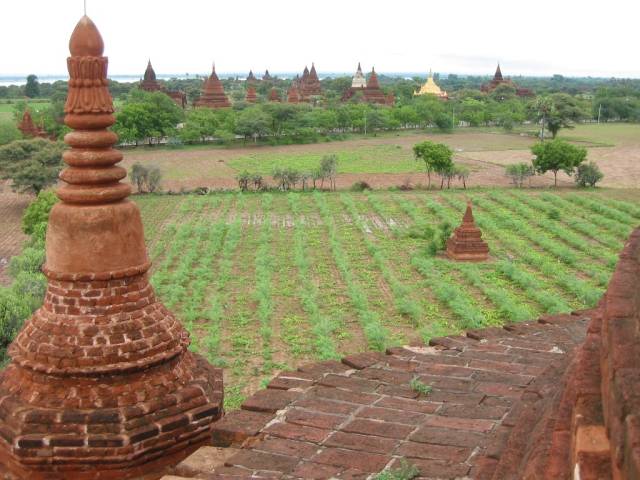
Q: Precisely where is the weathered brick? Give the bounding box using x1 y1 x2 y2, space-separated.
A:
395 441 472 463
252 437 318 460
285 408 344 430
356 406 426 425
311 447 390 472
226 449 298 474
264 422 331 444
241 389 299 413
410 425 487 448
342 418 414 439
211 410 273 447
324 431 398 454
420 415 495 433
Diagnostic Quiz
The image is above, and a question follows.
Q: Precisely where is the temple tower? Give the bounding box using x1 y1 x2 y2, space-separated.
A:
195 64 231 108
363 67 389 105
414 70 448 99
446 202 489 261
245 85 257 103
17 109 47 138
268 87 281 102
140 59 161 92
351 62 366 89
0 16 223 480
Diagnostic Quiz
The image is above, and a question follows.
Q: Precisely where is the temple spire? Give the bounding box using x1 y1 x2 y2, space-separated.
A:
0 15 223 478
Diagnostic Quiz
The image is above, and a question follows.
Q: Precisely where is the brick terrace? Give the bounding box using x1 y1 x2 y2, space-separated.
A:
163 311 591 479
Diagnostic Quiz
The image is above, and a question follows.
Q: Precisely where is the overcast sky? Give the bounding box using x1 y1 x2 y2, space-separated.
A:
1 0 638 78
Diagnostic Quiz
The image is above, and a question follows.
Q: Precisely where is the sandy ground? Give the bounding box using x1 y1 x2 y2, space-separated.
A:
121 130 640 191
0 188 29 285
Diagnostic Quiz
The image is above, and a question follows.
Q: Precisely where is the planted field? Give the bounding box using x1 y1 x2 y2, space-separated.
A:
133 188 638 409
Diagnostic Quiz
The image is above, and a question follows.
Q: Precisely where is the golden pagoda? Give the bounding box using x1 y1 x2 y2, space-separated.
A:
414 70 448 99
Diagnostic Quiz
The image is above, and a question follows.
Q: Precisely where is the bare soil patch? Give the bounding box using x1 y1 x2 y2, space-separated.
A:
0 188 30 285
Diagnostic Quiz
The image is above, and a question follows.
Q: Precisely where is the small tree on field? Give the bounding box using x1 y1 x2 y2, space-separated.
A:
320 154 338 190
505 163 535 187
21 190 58 235
531 139 587 187
413 141 453 189
454 165 471 189
129 163 162 193
236 170 251 191
0 138 64 194
25 75 40 98
575 161 604 188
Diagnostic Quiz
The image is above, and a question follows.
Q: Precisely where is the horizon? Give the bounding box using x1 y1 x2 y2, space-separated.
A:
0 1 639 80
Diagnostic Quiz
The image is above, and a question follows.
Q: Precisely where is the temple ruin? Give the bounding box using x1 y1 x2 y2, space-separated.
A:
194 64 231 108
446 202 490 261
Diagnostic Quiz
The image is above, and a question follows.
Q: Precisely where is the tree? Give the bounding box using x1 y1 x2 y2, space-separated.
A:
319 154 338 190
531 139 587 187
413 141 453 188
113 90 183 145
22 190 58 234
129 163 162 193
545 93 586 138
0 123 21 146
575 161 604 188
235 106 272 142
454 165 471 189
0 138 64 194
25 75 40 98
531 96 554 140
505 163 535 187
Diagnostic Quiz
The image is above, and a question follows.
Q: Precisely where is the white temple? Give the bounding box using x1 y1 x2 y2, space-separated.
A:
351 62 367 89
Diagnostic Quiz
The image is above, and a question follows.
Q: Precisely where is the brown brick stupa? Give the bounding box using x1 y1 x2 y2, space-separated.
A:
0 15 223 480
446 201 489 261
140 59 161 91
17 109 48 138
268 87 281 102
245 85 257 103
194 64 231 108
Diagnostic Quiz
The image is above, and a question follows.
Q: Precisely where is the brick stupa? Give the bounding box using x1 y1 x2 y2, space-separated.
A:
140 59 161 91
17 109 48 139
140 60 187 108
287 79 300 103
0 16 223 480
194 64 231 108
446 201 489 261
363 67 391 105
268 87 280 102
299 63 322 101
245 85 257 103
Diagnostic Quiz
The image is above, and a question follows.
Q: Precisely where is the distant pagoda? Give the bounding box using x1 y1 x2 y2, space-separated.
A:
446 202 489 261
481 63 533 97
140 59 162 91
140 60 187 108
414 70 448 99
351 62 367 89
246 85 258 103
195 64 231 108
362 67 391 105
298 63 322 101
17 109 48 139
287 77 301 103
263 69 272 81
268 87 281 102
247 69 257 84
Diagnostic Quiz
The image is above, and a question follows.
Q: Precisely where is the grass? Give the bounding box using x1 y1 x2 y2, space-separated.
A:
130 188 636 408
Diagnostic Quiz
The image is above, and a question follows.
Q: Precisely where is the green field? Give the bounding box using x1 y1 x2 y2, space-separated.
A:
133 188 638 408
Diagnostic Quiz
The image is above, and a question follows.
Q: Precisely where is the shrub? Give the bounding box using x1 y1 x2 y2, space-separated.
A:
21 190 57 235
351 181 371 192
505 163 535 187
236 170 251 191
129 163 163 193
575 161 604 188
374 460 419 480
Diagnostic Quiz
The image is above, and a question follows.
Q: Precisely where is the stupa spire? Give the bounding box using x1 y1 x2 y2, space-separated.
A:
0 15 223 479
446 201 489 261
